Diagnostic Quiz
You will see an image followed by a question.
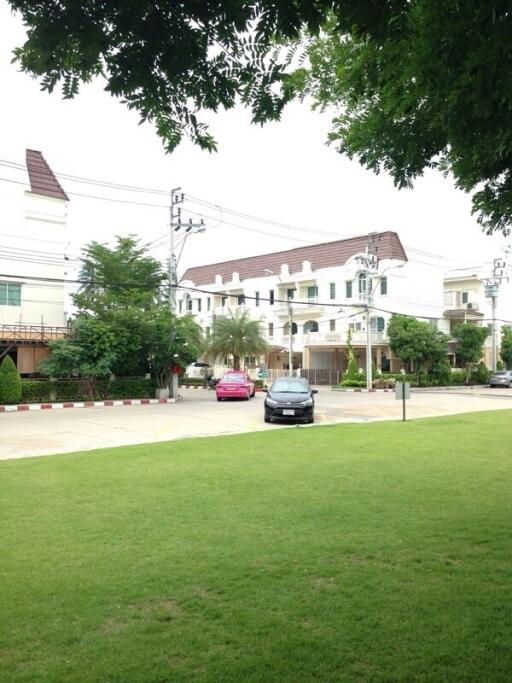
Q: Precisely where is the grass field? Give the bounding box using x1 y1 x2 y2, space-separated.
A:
1 411 511 682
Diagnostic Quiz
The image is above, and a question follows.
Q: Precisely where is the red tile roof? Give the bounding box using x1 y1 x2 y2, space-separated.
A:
25 149 69 201
182 231 407 285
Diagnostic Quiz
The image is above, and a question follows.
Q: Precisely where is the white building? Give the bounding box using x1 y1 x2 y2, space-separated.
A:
179 231 445 380
443 264 512 368
0 150 68 374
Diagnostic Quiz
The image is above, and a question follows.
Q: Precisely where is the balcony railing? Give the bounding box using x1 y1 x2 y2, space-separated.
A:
0 324 69 342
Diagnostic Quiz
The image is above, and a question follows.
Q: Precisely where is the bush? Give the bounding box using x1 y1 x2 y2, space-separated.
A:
254 379 264 388
471 361 490 385
429 360 453 386
21 380 53 403
179 376 206 386
340 378 366 388
449 370 466 385
0 355 22 404
496 360 504 371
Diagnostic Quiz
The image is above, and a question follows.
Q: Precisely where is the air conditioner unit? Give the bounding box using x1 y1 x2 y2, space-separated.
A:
466 302 478 311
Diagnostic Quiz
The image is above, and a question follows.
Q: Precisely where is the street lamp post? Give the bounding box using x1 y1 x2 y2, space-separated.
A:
265 269 294 377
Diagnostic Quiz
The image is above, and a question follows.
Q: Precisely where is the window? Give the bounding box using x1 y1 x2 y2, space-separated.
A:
303 320 319 333
179 300 183 314
371 317 385 332
287 288 295 300
268 322 274 337
0 282 21 307
187 296 192 312
207 297 211 311
197 298 202 312
349 322 362 332
307 285 318 299
237 294 245 306
329 319 336 332
380 277 388 296
345 281 353 298
255 291 260 307
244 356 256 365
221 296 227 307
329 283 336 299
462 291 469 304
269 289 274 305
358 273 367 295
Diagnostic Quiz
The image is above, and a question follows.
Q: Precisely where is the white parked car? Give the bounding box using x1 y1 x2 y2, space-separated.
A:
185 362 211 378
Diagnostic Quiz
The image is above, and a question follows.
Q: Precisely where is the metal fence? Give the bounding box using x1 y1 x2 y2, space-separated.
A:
265 368 341 385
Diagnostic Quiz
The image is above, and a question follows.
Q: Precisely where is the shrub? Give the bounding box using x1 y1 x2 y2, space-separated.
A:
471 361 490 385
253 379 264 388
21 380 53 403
340 378 366 388
344 357 361 380
428 360 453 386
449 370 466 385
0 355 22 404
496 360 504 371
179 376 206 386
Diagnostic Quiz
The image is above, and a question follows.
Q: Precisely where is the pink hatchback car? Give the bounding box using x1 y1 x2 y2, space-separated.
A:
216 371 255 401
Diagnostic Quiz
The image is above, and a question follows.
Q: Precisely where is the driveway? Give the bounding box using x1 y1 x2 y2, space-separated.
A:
2 385 512 460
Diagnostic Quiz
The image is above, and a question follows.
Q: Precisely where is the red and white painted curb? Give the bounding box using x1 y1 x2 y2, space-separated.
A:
0 398 176 413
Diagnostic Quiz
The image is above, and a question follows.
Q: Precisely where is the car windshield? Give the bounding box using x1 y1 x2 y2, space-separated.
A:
271 380 309 393
222 374 245 383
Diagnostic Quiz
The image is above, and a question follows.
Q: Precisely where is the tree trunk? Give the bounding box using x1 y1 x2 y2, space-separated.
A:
465 363 471 384
232 354 240 370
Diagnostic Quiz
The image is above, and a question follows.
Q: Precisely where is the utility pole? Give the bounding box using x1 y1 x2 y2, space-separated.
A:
287 296 293 377
356 235 379 391
168 189 205 398
484 257 507 372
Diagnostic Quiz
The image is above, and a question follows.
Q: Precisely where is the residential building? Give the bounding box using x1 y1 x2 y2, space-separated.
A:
443 265 512 367
0 150 69 374
179 231 445 377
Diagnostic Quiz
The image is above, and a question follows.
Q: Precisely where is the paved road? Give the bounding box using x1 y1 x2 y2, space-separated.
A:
2 385 512 460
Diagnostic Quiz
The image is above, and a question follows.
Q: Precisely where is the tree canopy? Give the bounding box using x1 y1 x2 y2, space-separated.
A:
387 314 449 381
297 2 512 234
207 309 267 370
500 326 512 370
452 323 488 381
9 1 512 232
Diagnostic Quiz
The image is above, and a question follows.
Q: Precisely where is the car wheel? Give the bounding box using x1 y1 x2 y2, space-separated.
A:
217 397 222 401
264 416 271 423
245 392 250 400
251 390 256 397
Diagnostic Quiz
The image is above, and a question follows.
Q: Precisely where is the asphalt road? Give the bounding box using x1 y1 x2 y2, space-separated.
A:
2 385 512 460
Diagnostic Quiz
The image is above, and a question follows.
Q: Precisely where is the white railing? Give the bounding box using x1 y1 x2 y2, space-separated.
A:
303 331 388 346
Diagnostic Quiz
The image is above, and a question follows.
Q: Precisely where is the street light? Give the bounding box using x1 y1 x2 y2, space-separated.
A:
265 268 294 377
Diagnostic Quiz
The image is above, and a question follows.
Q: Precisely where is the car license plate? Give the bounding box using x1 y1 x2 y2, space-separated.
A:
283 409 295 416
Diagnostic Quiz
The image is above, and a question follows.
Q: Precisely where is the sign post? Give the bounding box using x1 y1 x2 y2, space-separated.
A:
395 381 410 421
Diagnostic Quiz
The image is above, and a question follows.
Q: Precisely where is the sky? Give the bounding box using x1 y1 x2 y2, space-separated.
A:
0 0 509 283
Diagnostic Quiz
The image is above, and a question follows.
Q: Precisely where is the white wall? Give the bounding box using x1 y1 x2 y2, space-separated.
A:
0 183 66 327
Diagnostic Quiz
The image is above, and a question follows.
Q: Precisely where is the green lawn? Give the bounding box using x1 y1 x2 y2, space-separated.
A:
1 412 511 682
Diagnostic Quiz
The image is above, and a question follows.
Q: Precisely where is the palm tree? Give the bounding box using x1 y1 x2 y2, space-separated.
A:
206 309 268 370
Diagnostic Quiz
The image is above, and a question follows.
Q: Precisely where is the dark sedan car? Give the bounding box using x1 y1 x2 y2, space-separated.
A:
263 377 318 424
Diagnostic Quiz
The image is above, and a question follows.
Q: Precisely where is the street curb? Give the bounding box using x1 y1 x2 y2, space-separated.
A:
179 385 265 392
0 398 177 413
331 388 391 393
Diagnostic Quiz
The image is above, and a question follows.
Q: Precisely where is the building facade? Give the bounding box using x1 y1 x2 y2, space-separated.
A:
0 150 69 374
179 232 446 377
443 264 512 368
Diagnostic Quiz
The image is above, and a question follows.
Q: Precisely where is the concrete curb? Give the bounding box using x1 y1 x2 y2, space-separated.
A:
0 398 176 413
331 388 391 393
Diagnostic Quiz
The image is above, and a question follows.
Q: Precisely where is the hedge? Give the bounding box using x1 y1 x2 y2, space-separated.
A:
12 378 157 405
0 355 22 404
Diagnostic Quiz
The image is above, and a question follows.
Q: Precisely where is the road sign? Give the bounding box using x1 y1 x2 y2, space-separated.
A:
395 381 410 421
258 371 269 379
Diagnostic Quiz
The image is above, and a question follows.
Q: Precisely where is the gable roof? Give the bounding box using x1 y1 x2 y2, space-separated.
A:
182 231 407 286
26 149 69 201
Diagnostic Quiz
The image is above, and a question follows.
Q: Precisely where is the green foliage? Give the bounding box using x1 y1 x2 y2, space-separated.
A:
496 360 504 371
298 4 512 234
453 323 488 382
387 315 448 381
0 355 22 404
20 380 53 403
206 310 268 370
8 1 329 152
72 236 166 377
471 361 490 385
180 376 206 386
145 310 202 388
428 360 453 386
340 378 365 388
500 327 512 369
